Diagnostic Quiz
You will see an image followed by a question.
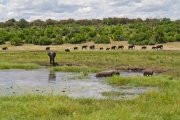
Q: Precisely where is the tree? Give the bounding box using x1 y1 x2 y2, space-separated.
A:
11 36 22 46
16 19 29 28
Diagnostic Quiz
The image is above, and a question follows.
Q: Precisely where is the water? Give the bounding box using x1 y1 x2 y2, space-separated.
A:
0 69 154 100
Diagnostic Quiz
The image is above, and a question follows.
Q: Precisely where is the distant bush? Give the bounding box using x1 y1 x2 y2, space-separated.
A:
69 33 87 44
10 37 22 46
94 35 110 44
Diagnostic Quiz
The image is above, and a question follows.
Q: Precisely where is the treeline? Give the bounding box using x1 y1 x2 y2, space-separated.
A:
0 18 179 45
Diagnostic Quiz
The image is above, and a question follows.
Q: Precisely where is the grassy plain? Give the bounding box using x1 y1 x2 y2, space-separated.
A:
0 44 180 120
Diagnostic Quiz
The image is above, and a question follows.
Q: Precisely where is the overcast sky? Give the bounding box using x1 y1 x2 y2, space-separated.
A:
0 0 179 21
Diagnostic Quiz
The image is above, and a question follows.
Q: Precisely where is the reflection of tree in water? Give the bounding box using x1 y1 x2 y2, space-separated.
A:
48 71 56 82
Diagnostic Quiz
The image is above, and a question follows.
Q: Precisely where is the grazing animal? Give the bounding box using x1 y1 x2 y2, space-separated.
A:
2 47 8 50
156 45 163 50
96 70 120 78
65 49 70 52
111 46 116 50
128 45 135 50
143 69 154 76
118 45 124 50
100 47 103 50
82 45 88 50
89 45 95 50
47 51 56 65
74 47 78 50
152 46 157 50
106 48 110 50
141 46 147 50
46 47 50 51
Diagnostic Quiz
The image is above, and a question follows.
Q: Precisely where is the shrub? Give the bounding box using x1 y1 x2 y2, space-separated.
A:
10 37 22 46
93 35 110 44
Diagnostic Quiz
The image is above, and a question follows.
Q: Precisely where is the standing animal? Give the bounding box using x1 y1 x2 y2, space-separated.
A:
128 45 135 50
65 49 70 52
100 47 103 50
143 69 154 76
82 45 88 50
111 46 116 50
2 47 8 50
152 46 157 50
74 47 78 50
90 45 95 50
46 47 50 51
118 45 124 50
47 51 56 65
106 48 110 50
141 46 147 50
156 45 163 50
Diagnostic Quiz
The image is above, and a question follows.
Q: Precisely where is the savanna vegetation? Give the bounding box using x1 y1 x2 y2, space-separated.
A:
0 18 180 46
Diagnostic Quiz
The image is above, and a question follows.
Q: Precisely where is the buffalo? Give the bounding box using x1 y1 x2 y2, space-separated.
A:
96 70 120 78
152 46 157 50
74 47 78 50
46 47 50 51
128 45 135 50
141 46 147 50
100 47 103 50
2 47 8 50
65 49 70 52
90 45 95 50
143 69 154 76
82 45 88 50
111 46 116 50
156 45 163 50
118 45 124 50
47 51 56 65
106 48 110 50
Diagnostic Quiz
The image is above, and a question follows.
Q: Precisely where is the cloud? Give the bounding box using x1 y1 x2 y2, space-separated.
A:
0 0 179 21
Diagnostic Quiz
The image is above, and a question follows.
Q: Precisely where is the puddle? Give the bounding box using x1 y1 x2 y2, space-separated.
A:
0 69 155 100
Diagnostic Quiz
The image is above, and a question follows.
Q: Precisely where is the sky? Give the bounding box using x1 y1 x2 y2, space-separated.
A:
0 0 180 22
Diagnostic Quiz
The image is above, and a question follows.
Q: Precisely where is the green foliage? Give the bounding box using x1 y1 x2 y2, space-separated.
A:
10 36 22 46
70 33 87 44
94 35 110 44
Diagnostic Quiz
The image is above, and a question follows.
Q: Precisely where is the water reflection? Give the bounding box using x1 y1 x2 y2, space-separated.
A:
48 71 56 82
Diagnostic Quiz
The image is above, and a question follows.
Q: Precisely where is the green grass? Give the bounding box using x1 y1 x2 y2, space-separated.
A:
0 76 180 120
0 50 179 76
0 50 180 119
0 62 40 69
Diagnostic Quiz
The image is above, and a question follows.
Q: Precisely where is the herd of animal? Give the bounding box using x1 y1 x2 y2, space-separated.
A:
46 44 163 52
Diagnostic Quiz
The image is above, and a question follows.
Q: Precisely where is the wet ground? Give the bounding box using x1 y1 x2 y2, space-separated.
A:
0 69 155 100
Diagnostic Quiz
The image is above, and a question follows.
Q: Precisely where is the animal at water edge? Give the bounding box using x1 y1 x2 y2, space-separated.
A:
89 45 95 50
128 45 135 50
118 45 124 50
82 45 88 50
2 47 8 50
111 46 116 50
141 46 147 50
143 69 154 76
74 47 78 50
65 49 70 52
47 51 56 65
46 47 50 51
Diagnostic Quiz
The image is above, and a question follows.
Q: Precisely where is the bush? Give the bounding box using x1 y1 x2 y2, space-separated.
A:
93 35 110 44
69 33 86 44
52 35 63 45
10 37 22 46
35 36 52 45
0 36 5 45
175 34 180 41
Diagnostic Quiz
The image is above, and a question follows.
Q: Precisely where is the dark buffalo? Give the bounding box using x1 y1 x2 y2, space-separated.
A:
106 48 110 50
152 46 157 50
156 45 163 50
90 45 95 50
118 45 124 50
128 45 135 50
82 45 88 50
2 47 8 50
100 47 103 50
65 49 70 52
141 46 147 50
46 47 50 51
111 46 116 50
96 70 120 78
47 51 56 65
143 69 154 76
74 47 78 50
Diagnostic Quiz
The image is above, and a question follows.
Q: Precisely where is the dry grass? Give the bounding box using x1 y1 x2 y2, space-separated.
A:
0 41 180 51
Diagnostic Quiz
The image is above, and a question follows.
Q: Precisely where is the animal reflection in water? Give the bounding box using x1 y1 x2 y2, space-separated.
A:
48 71 56 82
